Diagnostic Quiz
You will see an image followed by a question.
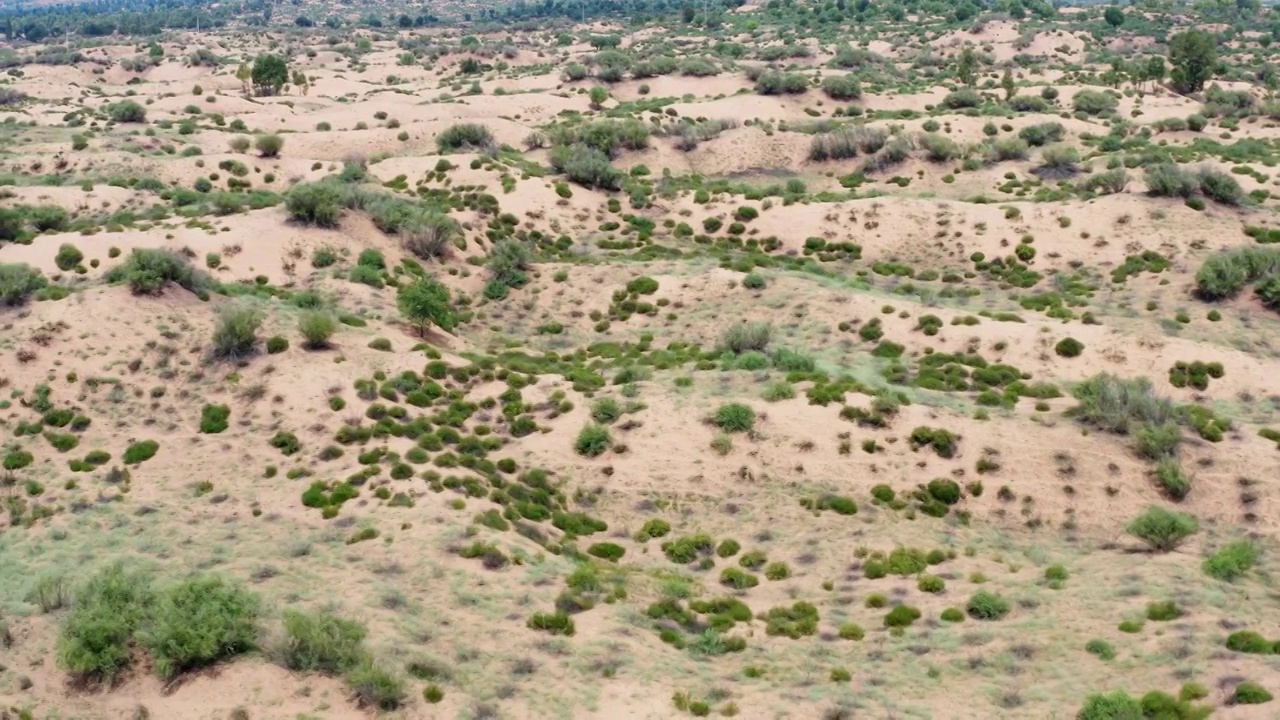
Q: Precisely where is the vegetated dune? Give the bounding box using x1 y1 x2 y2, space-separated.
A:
1 4 1280 719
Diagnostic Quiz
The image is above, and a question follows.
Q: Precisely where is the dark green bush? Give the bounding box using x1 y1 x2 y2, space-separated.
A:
54 243 83 271
199 404 230 433
123 439 159 464
1055 337 1084 357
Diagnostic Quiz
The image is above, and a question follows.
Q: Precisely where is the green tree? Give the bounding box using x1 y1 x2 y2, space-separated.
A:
397 278 455 336
1103 6 1124 28
956 47 978 87
1168 30 1217 95
251 54 289 96
1145 56 1166 89
1001 69 1016 100
235 63 252 95
588 86 609 109
291 70 309 95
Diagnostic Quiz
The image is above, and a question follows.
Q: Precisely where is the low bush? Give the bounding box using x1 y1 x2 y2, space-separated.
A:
754 71 808 95
574 423 612 457
210 304 263 360
1055 337 1084 357
436 123 493 152
106 248 209 296
821 74 861 100
713 403 755 433
255 134 284 158
276 609 367 673
966 591 1010 620
1073 89 1118 116
123 439 159 464
720 322 771 354
0 263 47 307
285 182 345 227
527 612 575 636
346 659 407 711
1145 164 1197 199
55 243 83 272
299 311 337 350
1194 247 1280 300
1203 540 1257 582
56 564 153 681
199 404 230 433
140 576 259 679
1127 506 1199 551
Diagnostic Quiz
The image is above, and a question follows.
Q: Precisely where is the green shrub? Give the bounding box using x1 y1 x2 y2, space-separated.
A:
926 478 961 505
1055 337 1084 358
123 439 159 464
908 426 959 458
1198 166 1244 206
1234 682 1272 704
720 567 759 589
713 403 755 433
1078 691 1141 719
285 182 345 227
940 608 964 623
276 609 367 673
1145 164 1197 199
1153 457 1191 500
1070 373 1174 435
106 248 209 296
761 602 819 638
54 243 84 272
917 574 945 593
436 123 494 152
210 304 263 360
755 71 808 95
527 612 575 636
254 133 284 158
56 564 153 681
574 423 611 457
838 623 864 640
1073 89 1118 116
1146 600 1181 622
199 404 230 434
108 100 147 122
140 576 259 679
298 310 337 348
1127 506 1199 551
966 591 1010 620
1203 540 1258 582
883 605 921 628
269 431 301 456
346 659 406 711
1225 630 1272 654
821 74 861 100
266 335 288 354
591 397 622 424
1085 639 1115 660
0 263 47 306
587 543 625 561
720 322 771 353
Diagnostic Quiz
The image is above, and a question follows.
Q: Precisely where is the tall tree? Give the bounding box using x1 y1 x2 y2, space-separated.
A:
1168 30 1217 94
1001 69 1016 100
1103 6 1124 27
251 54 289 97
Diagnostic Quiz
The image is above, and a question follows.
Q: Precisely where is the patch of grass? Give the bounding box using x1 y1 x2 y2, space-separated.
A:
713 403 755 433
56 564 154 681
574 423 612 457
966 591 1010 620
